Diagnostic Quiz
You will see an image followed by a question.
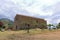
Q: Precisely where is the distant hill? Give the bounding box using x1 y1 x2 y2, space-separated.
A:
0 18 13 22
0 18 14 29
0 18 13 23
0 14 8 19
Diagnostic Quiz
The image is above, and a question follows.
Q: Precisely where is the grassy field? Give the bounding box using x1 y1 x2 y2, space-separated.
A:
0 29 60 40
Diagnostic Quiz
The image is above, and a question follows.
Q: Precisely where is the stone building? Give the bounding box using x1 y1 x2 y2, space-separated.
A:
13 14 47 30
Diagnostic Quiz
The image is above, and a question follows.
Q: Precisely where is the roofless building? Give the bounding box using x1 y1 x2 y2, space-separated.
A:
13 14 47 30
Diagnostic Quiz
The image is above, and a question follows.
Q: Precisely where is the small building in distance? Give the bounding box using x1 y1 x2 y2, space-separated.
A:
13 14 47 30
47 25 57 30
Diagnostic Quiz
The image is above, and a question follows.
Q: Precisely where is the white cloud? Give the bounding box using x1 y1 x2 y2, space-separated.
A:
7 0 59 17
45 19 52 24
57 19 60 23
10 0 55 16
0 0 60 24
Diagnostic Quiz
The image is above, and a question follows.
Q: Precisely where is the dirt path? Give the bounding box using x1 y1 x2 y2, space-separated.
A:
0 30 60 40
11 31 60 40
29 31 60 40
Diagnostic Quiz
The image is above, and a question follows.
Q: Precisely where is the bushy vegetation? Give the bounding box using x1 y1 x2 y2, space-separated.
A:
0 18 13 30
57 23 60 29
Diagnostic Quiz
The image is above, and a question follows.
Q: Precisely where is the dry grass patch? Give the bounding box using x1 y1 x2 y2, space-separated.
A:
0 29 59 40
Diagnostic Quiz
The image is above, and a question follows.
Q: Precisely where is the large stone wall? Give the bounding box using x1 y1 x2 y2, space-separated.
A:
13 14 47 30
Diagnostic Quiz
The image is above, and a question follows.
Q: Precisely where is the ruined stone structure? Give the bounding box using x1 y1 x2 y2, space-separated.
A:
13 14 47 30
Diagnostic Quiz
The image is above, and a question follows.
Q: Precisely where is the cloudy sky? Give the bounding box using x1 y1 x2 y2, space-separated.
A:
0 0 60 24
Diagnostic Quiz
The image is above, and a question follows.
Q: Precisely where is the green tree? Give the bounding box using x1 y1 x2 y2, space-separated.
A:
57 23 60 29
40 23 47 30
47 24 53 30
48 24 53 27
32 20 38 29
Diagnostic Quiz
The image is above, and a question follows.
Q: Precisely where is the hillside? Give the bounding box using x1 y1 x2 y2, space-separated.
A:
0 18 14 29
